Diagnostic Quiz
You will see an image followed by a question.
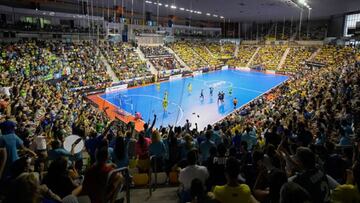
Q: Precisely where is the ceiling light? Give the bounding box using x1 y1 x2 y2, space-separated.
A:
185 9 190 12
213 14 218 17
180 7 185 11
170 5 177 9
220 16 224 19
153 2 157 4
165 4 169 7
190 10 194 13
197 11 202 14
206 13 211 16
145 0 152 3
158 3 162 6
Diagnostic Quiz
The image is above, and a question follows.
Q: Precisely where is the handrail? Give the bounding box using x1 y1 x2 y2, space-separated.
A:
106 167 131 203
148 155 158 197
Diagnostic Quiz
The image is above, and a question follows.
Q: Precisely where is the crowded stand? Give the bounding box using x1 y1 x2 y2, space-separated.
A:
0 39 359 203
1 1 360 203
192 42 224 68
206 42 236 59
169 41 207 70
251 45 287 69
313 45 354 66
100 42 152 81
280 46 317 72
149 57 183 72
140 46 171 58
227 45 258 67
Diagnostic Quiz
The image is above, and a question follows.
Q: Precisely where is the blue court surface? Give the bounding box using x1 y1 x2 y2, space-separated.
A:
100 69 288 129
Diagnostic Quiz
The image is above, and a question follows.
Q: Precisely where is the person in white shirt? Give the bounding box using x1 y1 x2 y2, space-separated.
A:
178 150 209 203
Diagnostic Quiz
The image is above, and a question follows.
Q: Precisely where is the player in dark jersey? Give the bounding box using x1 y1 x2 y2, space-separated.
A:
209 87 214 96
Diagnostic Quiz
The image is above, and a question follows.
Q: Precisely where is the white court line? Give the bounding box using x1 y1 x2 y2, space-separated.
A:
102 94 184 126
212 78 289 125
232 86 263 94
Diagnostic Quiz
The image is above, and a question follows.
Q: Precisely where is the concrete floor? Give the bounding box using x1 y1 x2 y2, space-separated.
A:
130 187 178 203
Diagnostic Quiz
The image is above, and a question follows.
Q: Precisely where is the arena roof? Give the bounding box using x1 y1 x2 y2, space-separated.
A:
96 0 360 22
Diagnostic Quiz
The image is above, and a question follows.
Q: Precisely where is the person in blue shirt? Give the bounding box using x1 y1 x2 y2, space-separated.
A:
0 119 36 176
199 131 216 164
47 140 74 161
149 131 167 171
179 134 198 161
109 136 129 168
241 126 257 150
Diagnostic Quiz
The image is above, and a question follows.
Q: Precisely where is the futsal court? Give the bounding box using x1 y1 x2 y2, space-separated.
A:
96 69 288 129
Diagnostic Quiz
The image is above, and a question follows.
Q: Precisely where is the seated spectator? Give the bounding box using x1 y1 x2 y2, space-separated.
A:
279 182 312 203
207 144 227 188
3 172 61 203
212 157 258 203
179 150 209 203
42 157 79 199
190 178 215 203
47 140 74 161
289 147 338 203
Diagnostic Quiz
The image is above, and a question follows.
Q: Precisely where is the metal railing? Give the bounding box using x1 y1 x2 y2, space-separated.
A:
106 167 131 203
148 155 158 197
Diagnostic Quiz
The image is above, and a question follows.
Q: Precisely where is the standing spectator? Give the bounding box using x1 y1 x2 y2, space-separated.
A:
109 136 129 168
80 146 123 203
149 130 167 171
199 130 216 164
135 131 151 172
0 118 36 176
212 157 258 203
289 147 338 203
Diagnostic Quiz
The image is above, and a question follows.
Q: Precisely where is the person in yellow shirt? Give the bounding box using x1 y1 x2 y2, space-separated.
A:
212 157 258 203
331 162 360 203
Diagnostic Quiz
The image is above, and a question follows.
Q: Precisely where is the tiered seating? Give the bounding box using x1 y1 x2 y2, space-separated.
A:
206 42 235 59
169 41 207 70
140 46 171 58
60 42 111 88
149 57 183 72
227 46 257 67
251 45 287 69
100 42 151 81
313 45 354 66
0 41 111 88
192 42 223 67
280 46 317 72
140 45 183 72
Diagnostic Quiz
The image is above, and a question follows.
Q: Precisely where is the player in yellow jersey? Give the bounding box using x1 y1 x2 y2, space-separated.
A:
187 83 192 95
156 83 160 91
